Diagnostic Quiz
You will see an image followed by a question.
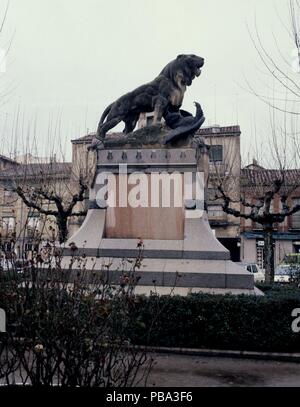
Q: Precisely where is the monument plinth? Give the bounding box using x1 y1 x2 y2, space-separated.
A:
64 127 258 295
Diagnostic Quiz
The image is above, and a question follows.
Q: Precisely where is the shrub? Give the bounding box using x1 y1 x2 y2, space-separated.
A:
0 247 153 387
130 288 300 352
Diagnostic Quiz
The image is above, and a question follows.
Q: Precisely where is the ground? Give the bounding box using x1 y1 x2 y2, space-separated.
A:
1 352 300 387
147 354 300 387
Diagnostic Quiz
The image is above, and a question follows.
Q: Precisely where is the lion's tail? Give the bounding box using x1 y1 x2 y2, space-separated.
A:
99 103 113 125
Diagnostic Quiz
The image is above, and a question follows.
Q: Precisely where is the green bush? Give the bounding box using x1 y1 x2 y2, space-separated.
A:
130 287 300 352
256 283 300 297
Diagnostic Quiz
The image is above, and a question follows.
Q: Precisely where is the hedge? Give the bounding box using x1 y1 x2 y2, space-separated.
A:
130 286 300 352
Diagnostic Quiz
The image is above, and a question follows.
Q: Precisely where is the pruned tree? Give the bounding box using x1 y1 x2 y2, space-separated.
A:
0 160 89 244
212 162 300 283
14 173 88 244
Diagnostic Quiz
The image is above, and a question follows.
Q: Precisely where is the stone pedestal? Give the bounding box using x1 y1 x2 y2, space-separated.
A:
64 128 259 295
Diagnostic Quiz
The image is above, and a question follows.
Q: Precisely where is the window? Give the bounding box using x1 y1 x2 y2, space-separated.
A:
27 215 41 237
146 116 153 126
24 243 39 252
292 198 300 229
246 264 258 274
3 190 14 204
2 242 13 252
2 217 15 232
207 204 224 217
209 145 223 162
27 216 40 229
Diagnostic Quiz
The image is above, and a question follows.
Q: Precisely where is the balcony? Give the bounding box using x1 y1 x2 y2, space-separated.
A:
209 219 230 227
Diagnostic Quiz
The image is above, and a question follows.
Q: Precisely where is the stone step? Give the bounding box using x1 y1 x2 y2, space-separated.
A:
60 257 254 290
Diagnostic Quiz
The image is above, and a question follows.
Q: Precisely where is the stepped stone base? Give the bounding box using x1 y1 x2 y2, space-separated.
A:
133 286 263 296
64 131 261 296
60 255 260 296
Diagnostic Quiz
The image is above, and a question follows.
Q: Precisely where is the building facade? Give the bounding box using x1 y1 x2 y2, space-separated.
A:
198 125 242 261
240 164 300 270
0 159 73 257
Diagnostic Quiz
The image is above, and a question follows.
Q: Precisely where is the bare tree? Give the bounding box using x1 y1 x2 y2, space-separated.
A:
0 152 92 245
211 158 300 283
12 164 88 244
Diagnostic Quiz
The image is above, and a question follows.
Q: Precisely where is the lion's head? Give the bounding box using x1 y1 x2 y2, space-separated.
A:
160 54 204 88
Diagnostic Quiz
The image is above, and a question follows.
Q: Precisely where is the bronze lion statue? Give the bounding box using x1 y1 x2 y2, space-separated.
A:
95 54 204 142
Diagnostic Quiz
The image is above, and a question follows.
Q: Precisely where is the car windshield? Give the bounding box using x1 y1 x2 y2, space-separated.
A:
246 265 258 273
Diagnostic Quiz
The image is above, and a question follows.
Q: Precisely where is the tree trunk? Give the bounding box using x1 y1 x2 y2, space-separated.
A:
57 216 68 244
263 227 275 284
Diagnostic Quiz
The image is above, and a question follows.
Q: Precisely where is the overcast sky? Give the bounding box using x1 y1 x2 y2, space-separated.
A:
0 0 297 164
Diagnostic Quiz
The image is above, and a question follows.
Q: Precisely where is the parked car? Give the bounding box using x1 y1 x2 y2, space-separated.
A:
275 263 300 284
238 262 265 283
